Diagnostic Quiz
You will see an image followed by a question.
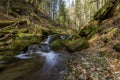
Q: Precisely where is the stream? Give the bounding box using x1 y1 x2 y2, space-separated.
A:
0 35 67 80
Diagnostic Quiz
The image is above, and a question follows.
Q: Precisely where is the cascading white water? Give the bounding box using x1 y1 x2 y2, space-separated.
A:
38 35 59 68
44 35 52 43
15 35 58 68
15 51 32 59
14 35 67 80
40 51 59 68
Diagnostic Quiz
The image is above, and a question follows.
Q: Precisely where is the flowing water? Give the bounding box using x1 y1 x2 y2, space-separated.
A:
0 35 67 80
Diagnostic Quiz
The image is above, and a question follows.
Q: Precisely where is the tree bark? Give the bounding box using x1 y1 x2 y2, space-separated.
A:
0 19 27 27
94 0 120 21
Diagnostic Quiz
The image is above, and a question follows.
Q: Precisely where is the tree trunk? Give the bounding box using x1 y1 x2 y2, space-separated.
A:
94 0 120 21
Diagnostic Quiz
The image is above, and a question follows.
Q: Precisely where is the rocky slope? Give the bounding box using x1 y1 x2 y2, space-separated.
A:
63 12 120 80
0 0 120 80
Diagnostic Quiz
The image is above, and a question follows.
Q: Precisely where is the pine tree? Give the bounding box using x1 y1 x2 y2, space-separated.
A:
59 1 67 25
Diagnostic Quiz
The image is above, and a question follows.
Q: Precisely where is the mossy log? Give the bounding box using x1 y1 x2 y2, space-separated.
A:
0 19 27 27
94 0 120 21
79 23 99 40
0 33 11 41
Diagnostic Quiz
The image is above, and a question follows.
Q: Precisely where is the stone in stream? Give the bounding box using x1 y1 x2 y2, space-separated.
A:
79 74 84 80
40 42 51 52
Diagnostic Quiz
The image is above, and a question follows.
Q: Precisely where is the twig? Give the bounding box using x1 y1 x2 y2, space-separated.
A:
0 33 11 41
0 22 17 32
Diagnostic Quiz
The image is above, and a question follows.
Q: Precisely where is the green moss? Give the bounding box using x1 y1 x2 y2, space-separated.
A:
9 37 39 51
0 51 15 56
94 58 106 66
113 43 120 52
52 34 61 41
79 24 98 39
79 26 92 37
101 37 110 43
65 38 89 52
51 39 67 50
9 40 28 51
99 51 111 57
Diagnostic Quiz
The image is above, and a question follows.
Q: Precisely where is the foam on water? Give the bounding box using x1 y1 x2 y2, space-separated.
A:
44 35 52 43
40 51 58 68
14 35 67 80
15 53 32 59
15 51 32 59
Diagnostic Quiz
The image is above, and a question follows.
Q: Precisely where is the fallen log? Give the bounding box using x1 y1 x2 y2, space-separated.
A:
0 19 27 27
0 33 12 41
0 22 17 32
94 0 120 21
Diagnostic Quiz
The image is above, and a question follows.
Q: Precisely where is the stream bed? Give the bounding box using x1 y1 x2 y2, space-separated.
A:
0 35 68 80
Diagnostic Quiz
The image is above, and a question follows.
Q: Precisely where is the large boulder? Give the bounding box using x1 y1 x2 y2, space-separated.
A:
51 39 67 50
65 38 89 52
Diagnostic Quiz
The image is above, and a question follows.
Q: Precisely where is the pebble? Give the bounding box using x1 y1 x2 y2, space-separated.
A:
91 72 99 80
62 50 120 80
96 68 102 71
79 74 84 80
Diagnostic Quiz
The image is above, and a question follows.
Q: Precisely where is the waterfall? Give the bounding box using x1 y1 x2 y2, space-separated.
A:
44 35 52 43
15 35 58 68
14 35 67 80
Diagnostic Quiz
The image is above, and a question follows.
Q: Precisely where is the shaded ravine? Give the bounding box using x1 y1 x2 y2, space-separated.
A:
0 35 67 80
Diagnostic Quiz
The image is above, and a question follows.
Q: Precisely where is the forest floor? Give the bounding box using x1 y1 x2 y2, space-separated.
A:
63 13 120 80
0 1 120 80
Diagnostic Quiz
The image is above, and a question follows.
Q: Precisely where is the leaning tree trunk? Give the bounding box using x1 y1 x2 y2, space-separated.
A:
94 0 120 21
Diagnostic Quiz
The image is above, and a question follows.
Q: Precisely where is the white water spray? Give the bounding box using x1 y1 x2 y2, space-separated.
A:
14 35 66 80
40 51 58 68
44 35 52 43
15 35 58 68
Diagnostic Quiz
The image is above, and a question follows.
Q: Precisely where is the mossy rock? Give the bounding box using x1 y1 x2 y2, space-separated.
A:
9 40 29 52
79 26 92 37
52 34 61 41
41 29 53 36
65 38 89 52
0 51 16 56
79 24 98 39
52 33 72 41
113 43 120 52
19 34 41 41
51 39 67 50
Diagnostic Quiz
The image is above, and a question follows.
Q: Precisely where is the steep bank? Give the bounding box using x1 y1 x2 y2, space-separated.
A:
0 0 72 57
0 0 120 80
63 11 120 80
